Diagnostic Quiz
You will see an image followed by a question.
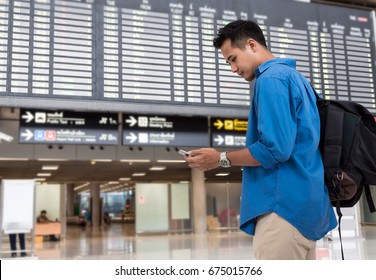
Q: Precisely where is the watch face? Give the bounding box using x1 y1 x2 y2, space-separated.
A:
219 152 231 167
219 158 230 168
220 160 230 167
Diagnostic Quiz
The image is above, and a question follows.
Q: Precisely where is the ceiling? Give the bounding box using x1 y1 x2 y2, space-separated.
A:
313 0 376 9
0 158 243 187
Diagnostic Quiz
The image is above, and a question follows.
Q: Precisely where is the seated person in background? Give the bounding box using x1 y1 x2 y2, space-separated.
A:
37 210 59 241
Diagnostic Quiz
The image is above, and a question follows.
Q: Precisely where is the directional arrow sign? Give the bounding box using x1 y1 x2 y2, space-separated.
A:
213 135 224 146
125 132 137 143
0 131 14 142
19 109 119 145
211 118 248 132
20 129 33 141
123 114 209 146
21 111 34 123
213 119 224 130
125 116 137 127
210 117 248 148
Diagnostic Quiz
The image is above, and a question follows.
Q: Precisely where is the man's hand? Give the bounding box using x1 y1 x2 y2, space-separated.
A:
184 148 220 171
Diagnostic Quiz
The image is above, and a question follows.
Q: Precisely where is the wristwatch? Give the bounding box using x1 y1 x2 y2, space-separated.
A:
218 151 231 168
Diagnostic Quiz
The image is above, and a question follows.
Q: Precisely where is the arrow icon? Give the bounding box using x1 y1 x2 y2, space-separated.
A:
0 131 14 142
214 135 224 146
125 116 137 127
125 132 137 143
213 119 223 130
21 129 33 141
21 111 34 123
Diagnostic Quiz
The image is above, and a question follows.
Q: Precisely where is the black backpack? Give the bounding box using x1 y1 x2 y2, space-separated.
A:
312 87 376 258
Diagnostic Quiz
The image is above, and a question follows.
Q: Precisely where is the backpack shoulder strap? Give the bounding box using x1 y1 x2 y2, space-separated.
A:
311 86 322 101
319 100 344 173
309 85 344 177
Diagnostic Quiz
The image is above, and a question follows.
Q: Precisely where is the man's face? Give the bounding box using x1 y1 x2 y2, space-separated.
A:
220 38 260 82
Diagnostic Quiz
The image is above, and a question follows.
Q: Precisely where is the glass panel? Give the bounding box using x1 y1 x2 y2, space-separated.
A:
360 185 376 225
170 183 192 232
206 183 241 230
171 183 189 219
136 183 168 233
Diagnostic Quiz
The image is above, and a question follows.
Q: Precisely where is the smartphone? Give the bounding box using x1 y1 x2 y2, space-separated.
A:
178 149 189 156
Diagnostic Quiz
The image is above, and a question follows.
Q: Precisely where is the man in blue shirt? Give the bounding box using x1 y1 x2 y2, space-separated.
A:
185 20 337 260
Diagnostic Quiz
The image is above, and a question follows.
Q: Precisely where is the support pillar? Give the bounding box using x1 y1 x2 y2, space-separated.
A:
90 182 101 227
191 168 207 234
66 183 75 217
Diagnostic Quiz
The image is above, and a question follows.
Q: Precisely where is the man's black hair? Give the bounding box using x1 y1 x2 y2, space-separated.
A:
213 20 267 49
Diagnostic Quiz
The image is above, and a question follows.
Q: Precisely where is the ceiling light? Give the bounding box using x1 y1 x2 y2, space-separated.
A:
119 177 131 181
75 184 89 191
37 173 51 177
34 178 46 181
91 159 112 162
120 159 151 163
37 158 69 161
132 172 146 177
157 160 185 163
149 166 166 171
42 165 59 170
0 158 29 161
75 183 90 190
215 173 230 176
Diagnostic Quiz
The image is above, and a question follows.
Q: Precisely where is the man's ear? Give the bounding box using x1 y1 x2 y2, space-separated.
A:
246 38 257 52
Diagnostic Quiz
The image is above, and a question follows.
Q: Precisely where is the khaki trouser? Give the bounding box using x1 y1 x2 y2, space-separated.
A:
253 212 316 260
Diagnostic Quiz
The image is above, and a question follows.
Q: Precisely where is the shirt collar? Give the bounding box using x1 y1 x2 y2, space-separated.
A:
255 58 296 78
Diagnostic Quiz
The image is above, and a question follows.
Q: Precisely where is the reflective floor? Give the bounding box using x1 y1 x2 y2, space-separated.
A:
1 223 376 260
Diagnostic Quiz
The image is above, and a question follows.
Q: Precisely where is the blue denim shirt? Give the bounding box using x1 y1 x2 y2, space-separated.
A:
240 58 337 240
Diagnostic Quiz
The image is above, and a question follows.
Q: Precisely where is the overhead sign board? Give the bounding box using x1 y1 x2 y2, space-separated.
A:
211 118 247 147
123 114 209 146
19 109 119 145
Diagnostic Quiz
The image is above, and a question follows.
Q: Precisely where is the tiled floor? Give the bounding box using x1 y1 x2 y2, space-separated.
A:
1 223 376 260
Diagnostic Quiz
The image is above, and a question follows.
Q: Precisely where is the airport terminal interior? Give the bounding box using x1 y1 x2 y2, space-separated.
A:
1 0 376 260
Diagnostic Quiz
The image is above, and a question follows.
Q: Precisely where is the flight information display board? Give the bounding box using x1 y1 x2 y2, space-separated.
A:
0 0 375 115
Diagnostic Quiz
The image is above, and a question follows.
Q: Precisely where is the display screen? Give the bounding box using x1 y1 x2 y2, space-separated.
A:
0 0 375 115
